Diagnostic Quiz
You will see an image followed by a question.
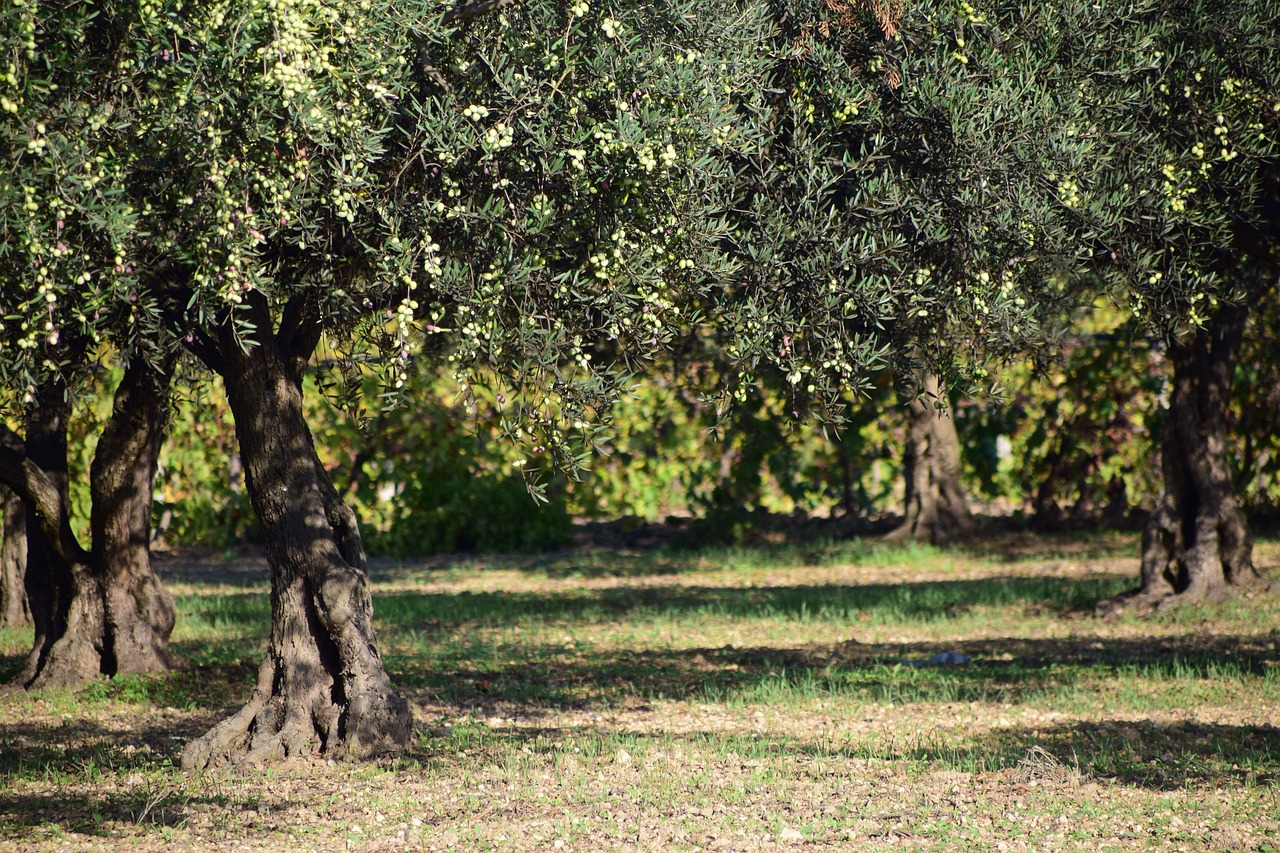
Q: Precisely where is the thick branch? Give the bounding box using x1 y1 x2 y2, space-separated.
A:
277 296 324 367
0 425 90 567
184 328 227 375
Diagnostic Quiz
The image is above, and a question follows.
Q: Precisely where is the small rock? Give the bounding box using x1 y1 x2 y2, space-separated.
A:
780 827 805 843
616 749 632 765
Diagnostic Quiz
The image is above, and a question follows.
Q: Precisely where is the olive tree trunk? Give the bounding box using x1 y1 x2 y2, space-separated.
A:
90 359 181 675
884 373 974 544
181 296 411 770
5 380 100 689
0 362 179 690
1101 299 1270 614
0 486 28 627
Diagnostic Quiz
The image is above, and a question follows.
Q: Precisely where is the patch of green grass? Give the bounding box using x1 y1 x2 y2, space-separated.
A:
366 574 1136 637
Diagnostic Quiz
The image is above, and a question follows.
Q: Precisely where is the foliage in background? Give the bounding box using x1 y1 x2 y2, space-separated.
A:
955 302 1166 528
1232 296 1280 518
151 375 255 549
9 0 1276 559
137 290 1277 556
310 368 571 556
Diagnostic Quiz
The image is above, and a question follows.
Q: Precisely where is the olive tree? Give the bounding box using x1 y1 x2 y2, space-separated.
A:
1062 0 1280 611
0 1 180 688
714 0 1278 575
687 0 1103 545
46 0 750 767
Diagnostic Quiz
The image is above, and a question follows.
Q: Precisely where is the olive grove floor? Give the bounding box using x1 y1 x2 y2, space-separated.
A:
0 532 1277 851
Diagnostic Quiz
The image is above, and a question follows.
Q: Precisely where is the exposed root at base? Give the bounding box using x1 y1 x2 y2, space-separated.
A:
1097 577 1278 619
180 658 412 772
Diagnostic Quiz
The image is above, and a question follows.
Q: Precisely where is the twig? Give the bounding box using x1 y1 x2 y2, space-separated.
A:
441 0 517 24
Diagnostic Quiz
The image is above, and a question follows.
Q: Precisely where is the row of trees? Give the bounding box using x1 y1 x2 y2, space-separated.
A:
1 0 1277 767
7 291 1277 554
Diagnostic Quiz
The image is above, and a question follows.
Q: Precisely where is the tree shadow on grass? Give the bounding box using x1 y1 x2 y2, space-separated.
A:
834 717 1280 790
383 630 1280 712
1010 719 1280 789
0 653 23 685
15 568 1271 716
0 715 1268 845
155 529 1148 586
0 789 216 839
173 574 1138 634
396 715 1280 793
0 717 281 841
0 656 257 713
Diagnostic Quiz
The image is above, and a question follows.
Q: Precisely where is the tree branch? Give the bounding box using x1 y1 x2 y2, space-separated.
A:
278 295 324 365
0 425 90 566
183 329 227 375
441 0 516 24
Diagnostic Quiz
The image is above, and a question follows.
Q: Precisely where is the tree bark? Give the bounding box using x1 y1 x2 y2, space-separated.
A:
0 362 179 689
90 359 182 675
1100 296 1271 615
884 373 974 544
0 486 29 627
181 297 411 770
6 379 101 689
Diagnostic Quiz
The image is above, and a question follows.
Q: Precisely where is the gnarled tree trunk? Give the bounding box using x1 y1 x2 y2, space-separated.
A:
0 362 179 689
90 359 182 675
7 380 99 689
1101 297 1270 615
885 373 974 544
181 296 411 770
1 486 29 627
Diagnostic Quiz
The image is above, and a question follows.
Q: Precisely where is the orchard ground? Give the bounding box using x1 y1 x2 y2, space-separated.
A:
1 532 1278 851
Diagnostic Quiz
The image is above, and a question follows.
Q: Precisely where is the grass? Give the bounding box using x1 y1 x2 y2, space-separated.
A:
0 532 1278 851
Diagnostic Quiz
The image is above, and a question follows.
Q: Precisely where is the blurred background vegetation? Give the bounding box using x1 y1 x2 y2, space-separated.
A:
50 297 1278 558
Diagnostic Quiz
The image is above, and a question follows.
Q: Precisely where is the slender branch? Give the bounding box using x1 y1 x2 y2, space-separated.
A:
148 263 227 372
441 0 516 24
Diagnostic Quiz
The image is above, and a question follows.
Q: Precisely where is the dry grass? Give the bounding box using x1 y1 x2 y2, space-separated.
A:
1 533 1278 851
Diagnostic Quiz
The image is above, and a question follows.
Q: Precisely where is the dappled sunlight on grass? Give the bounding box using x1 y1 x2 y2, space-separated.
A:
3 532 1279 850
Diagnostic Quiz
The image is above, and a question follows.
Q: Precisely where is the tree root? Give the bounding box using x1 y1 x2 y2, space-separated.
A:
1097 575 1278 619
181 648 412 772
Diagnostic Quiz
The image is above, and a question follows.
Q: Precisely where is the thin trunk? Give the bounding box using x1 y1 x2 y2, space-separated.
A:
884 373 974 544
0 362 179 689
1101 295 1271 615
1 486 29 627
182 302 410 770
